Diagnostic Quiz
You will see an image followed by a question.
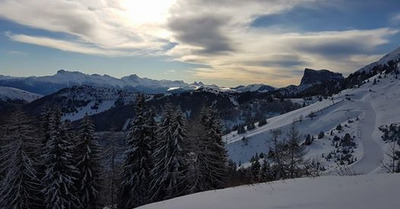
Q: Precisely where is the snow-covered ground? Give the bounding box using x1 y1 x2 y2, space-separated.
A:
0 86 42 102
223 72 400 174
63 100 116 121
58 86 138 121
138 174 400 209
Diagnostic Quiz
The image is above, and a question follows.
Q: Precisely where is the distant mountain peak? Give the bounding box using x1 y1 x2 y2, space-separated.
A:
123 74 139 79
300 68 344 86
56 69 82 75
192 81 205 86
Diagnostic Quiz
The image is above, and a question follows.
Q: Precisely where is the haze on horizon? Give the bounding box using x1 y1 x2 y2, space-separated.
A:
0 0 399 87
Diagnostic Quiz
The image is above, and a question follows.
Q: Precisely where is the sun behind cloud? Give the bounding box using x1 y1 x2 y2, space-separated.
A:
122 0 176 25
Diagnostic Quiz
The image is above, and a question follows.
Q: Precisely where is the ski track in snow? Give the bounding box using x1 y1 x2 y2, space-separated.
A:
350 95 383 174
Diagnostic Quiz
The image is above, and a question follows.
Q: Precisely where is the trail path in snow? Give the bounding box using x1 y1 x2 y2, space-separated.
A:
350 97 383 174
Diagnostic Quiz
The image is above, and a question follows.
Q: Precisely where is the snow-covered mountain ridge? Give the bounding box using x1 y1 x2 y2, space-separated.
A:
0 70 202 95
1 70 276 95
0 68 344 96
358 46 400 73
0 86 42 102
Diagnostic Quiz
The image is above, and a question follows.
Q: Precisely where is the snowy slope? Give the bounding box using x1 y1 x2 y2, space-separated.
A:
223 71 400 174
0 86 42 102
23 85 137 121
138 174 400 209
63 100 118 121
358 47 400 73
59 86 137 121
232 84 275 93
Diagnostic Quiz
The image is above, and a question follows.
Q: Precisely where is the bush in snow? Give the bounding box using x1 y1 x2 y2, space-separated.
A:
318 131 325 139
247 123 256 131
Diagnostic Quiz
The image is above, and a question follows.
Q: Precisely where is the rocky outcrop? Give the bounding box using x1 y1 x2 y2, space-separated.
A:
300 68 344 86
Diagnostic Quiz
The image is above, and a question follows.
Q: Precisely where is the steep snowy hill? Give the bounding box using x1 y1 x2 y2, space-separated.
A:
224 70 400 174
138 174 400 209
358 47 400 73
0 86 42 102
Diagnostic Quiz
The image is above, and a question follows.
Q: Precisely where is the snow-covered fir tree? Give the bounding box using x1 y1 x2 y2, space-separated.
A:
37 107 54 180
119 94 154 208
42 108 80 209
0 110 43 209
75 114 102 209
101 128 122 209
151 103 187 201
185 119 209 193
0 114 12 181
200 106 228 189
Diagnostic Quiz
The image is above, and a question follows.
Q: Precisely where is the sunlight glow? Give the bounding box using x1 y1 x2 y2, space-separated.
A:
122 0 176 25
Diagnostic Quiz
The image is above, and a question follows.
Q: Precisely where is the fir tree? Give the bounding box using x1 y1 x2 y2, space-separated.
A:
75 114 102 209
185 119 209 193
260 159 274 182
237 125 246 134
0 110 43 209
119 94 154 208
286 124 305 178
200 106 228 189
37 107 54 181
102 128 122 209
268 129 287 179
250 160 261 182
151 103 187 201
42 108 80 209
258 118 267 127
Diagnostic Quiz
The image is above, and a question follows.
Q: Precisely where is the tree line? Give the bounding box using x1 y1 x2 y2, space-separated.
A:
0 94 229 209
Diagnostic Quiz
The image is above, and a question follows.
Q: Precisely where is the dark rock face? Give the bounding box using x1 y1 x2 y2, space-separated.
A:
300 68 344 86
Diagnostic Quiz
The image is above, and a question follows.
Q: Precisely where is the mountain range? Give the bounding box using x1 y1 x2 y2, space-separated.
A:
0 67 346 97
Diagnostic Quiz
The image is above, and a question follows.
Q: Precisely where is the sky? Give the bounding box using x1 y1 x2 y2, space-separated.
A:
0 0 399 87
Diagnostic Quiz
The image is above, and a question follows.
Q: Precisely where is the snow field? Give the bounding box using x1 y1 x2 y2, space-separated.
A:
224 72 400 175
138 174 400 209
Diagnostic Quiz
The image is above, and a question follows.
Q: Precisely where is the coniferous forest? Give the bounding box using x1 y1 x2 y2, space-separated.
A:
0 94 313 209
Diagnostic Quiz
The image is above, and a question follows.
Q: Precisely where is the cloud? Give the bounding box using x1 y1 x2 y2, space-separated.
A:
7 33 116 56
392 14 400 22
168 15 234 55
243 55 309 68
287 29 396 59
8 50 27 56
0 0 398 86
178 27 398 87
0 0 172 55
166 0 398 86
